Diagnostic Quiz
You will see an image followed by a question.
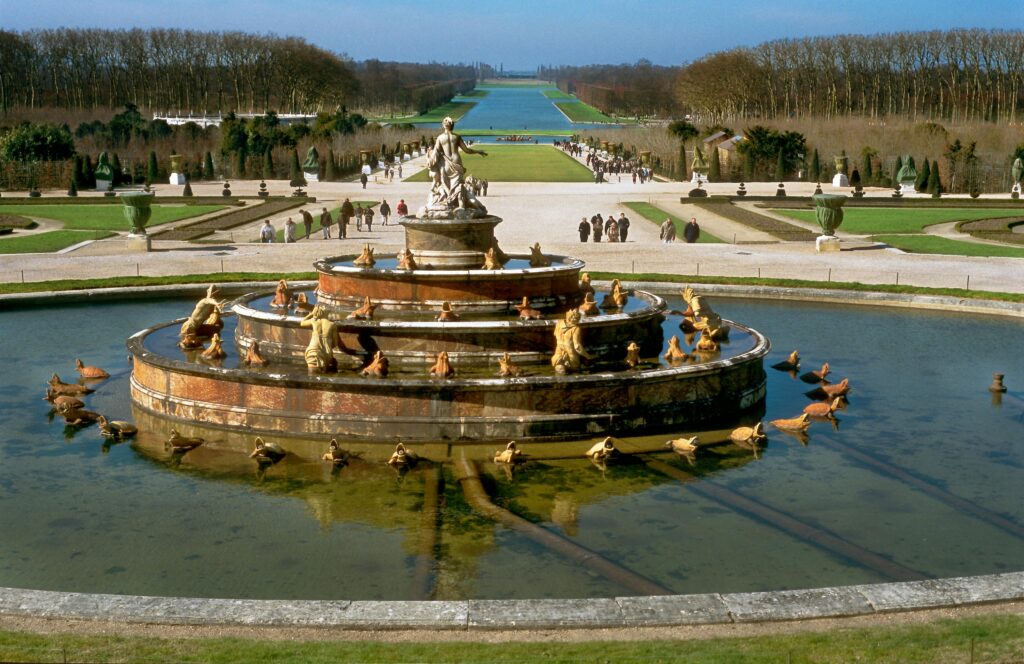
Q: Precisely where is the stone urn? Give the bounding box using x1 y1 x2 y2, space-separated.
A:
121 191 155 235
359 149 371 165
639 150 652 165
812 193 845 253
169 154 183 172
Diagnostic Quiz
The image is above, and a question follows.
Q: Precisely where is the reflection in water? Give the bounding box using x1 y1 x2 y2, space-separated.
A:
0 295 1021 600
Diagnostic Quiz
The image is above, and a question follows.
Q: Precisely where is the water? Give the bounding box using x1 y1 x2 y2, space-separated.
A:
0 296 1021 600
409 86 619 132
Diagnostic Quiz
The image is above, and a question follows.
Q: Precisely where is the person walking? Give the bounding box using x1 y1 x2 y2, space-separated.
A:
320 207 333 239
354 205 364 232
284 217 296 243
659 218 676 243
340 198 354 233
364 205 374 232
337 208 347 239
591 214 603 243
379 199 391 226
607 219 619 243
577 217 590 242
397 163 403 180
359 172 368 189
482 179 488 196
618 213 630 242
259 219 275 243
301 209 313 239
396 199 408 217
684 217 700 244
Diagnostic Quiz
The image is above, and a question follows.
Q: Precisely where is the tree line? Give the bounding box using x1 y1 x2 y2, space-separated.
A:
0 28 476 116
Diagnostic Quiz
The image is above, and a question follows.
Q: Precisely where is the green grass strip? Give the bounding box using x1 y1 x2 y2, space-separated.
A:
457 89 490 98
542 89 575 99
554 101 632 124
3 270 1022 303
623 201 723 243
0 613 1022 663
0 230 115 254
777 207 1024 235
871 234 1024 257
460 129 572 136
0 204 226 231
406 145 592 183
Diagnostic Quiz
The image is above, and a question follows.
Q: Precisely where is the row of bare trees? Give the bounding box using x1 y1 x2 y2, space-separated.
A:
539 60 677 117
676 29 1024 124
0 28 476 116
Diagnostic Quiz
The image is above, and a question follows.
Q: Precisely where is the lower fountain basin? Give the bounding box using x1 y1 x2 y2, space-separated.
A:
128 318 768 442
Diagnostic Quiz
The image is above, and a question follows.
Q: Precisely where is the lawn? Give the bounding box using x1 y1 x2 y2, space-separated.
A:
368 101 476 124
0 204 225 231
872 234 1024 257
542 89 575 99
0 613 1021 663
555 101 631 124
624 201 723 243
0 230 115 254
777 207 1024 234
462 129 572 137
406 145 593 182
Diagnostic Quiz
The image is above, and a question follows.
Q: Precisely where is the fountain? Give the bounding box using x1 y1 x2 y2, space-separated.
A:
127 117 769 451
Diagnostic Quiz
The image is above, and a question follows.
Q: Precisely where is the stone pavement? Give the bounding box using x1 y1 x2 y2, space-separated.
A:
1 174 1022 294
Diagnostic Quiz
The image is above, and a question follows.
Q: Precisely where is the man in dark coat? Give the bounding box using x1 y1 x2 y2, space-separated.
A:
578 217 590 242
340 198 355 235
379 199 391 226
684 217 701 243
301 208 314 239
591 214 603 242
618 213 630 242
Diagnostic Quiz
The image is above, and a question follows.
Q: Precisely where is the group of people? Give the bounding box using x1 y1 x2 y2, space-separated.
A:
555 141 654 185
577 212 631 243
258 198 411 243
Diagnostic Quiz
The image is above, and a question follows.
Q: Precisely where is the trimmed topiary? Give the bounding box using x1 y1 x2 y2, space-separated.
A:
182 180 193 197
67 178 78 197
203 152 215 180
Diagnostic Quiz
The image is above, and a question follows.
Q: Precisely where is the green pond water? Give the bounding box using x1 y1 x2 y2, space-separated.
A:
0 295 1021 601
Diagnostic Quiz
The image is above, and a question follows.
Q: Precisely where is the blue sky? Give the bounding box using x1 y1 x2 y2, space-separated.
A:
2 0 1021 69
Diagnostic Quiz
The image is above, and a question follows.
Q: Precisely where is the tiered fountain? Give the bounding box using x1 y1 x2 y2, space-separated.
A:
128 118 769 457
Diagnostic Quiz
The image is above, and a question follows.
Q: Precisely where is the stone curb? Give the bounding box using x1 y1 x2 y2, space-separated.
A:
1 572 1021 629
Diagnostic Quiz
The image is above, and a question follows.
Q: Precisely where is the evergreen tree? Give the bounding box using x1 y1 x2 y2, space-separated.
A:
203 151 215 180
325 149 338 181
263 149 274 179
147 150 159 183
927 160 942 195
850 168 862 187
111 153 123 185
809 149 821 182
892 155 903 188
288 149 306 186
234 151 246 178
72 155 84 188
83 155 95 188
862 153 873 181
708 146 721 182
67 175 78 197
677 142 687 181
743 150 755 181
915 158 930 192
774 148 786 181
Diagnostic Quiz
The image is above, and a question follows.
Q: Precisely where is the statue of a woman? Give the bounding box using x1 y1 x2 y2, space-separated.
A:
300 305 339 373
428 117 488 212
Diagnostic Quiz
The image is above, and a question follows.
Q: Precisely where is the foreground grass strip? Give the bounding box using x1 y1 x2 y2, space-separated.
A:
778 207 1024 234
0 204 226 231
871 234 1024 257
554 100 622 123
0 272 318 295
587 271 1024 303
624 201 722 243
406 145 593 183
3 271 1022 304
0 613 1022 663
0 230 115 254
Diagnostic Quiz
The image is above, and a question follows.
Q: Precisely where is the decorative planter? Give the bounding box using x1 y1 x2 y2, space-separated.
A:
120 191 155 235
812 193 846 236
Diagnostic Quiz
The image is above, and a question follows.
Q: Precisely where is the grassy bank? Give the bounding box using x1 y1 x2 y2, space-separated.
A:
542 89 575 99
457 89 490 98
0 230 115 254
0 612 1022 662
555 101 634 124
406 145 592 182
872 234 1024 257
369 100 476 124
624 201 723 243
778 207 1024 234
0 204 226 231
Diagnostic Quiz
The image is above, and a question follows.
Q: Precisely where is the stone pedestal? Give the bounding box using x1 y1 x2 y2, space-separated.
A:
832 173 849 188
125 234 152 253
169 172 186 185
361 165 372 176
900 183 916 195
303 171 319 183
95 179 112 192
690 173 705 184
815 235 841 252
